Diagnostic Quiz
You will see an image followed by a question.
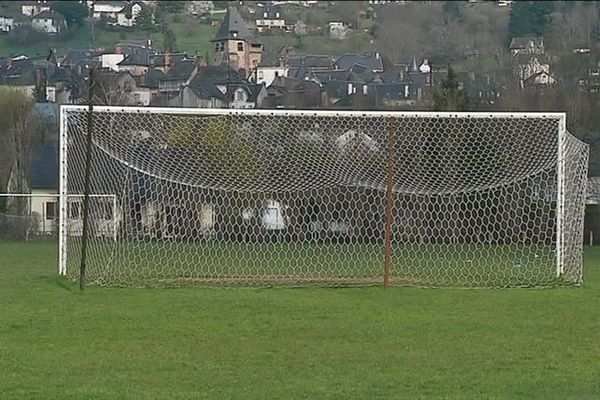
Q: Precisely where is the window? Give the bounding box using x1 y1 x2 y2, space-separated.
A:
46 202 56 220
258 71 264 79
237 42 244 51
235 90 246 102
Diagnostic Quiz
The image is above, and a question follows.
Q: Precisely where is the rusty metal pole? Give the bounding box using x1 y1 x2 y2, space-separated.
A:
80 67 95 291
383 116 396 288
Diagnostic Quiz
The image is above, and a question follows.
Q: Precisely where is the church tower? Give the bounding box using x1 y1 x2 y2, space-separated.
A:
211 7 263 79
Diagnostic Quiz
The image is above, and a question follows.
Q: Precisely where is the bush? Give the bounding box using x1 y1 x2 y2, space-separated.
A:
7 26 43 46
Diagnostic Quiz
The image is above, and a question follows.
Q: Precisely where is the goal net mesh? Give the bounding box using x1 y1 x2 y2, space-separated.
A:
61 108 588 287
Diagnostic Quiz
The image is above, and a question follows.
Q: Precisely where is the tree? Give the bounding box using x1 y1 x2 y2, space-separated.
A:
508 1 553 39
93 71 137 106
136 6 155 31
157 0 185 14
163 27 178 52
155 0 184 23
7 25 42 46
0 88 41 207
443 0 462 23
51 1 88 26
433 66 470 111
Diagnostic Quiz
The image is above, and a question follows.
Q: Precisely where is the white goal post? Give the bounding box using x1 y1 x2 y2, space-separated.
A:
58 105 589 287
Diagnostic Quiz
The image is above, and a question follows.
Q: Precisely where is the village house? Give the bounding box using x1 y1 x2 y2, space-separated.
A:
328 21 347 40
0 14 13 32
90 1 125 19
31 10 66 34
255 5 287 32
509 37 545 56
21 1 50 17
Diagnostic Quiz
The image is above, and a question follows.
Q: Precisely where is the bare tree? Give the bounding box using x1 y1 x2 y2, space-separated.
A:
0 88 41 195
92 71 137 106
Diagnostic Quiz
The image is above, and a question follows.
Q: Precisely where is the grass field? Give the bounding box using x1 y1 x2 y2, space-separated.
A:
64 241 562 288
2 241 600 399
0 22 216 58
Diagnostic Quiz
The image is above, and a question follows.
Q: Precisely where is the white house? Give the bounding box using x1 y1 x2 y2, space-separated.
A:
515 56 553 87
91 1 126 19
328 21 347 40
101 53 126 71
0 15 14 32
256 65 289 86
116 2 143 27
31 10 67 34
523 70 556 87
509 37 545 56
45 83 73 104
256 6 286 32
21 1 50 17
6 144 58 235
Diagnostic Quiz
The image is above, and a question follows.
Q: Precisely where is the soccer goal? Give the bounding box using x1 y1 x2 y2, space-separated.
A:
59 106 589 287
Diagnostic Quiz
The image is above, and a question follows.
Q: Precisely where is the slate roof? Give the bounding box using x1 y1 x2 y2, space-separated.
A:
257 5 283 20
115 43 155 57
311 69 356 82
163 59 196 81
143 68 165 88
381 64 410 84
373 83 410 100
187 65 244 100
117 53 149 67
212 7 252 42
0 58 35 84
334 54 384 72
149 53 188 68
60 49 100 68
509 36 544 50
30 144 58 189
288 55 334 69
32 10 66 21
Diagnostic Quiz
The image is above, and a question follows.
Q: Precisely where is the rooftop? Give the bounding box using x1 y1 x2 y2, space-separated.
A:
211 7 252 42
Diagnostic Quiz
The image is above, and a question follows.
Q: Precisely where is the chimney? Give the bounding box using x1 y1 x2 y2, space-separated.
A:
36 67 45 86
165 52 172 73
115 45 124 54
147 39 153 49
6 58 13 68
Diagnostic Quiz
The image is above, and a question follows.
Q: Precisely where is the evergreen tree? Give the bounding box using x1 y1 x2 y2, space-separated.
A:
136 7 155 31
51 1 88 26
433 66 470 111
508 1 554 38
163 28 178 52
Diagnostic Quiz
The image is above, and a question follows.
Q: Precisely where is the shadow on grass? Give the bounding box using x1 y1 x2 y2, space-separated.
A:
46 276 79 292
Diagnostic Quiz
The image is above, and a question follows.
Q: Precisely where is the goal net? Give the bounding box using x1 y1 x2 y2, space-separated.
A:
59 107 589 287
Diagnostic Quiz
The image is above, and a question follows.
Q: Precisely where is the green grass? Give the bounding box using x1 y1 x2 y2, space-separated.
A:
2 241 600 399
66 241 562 288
